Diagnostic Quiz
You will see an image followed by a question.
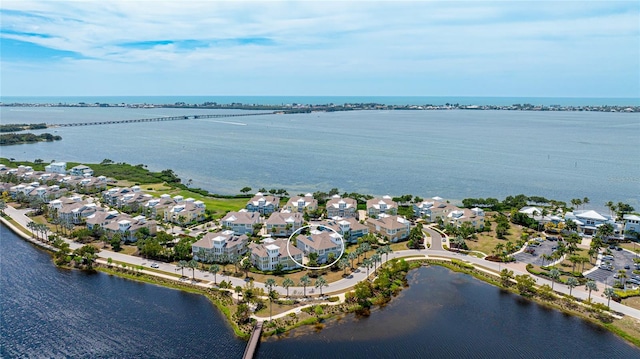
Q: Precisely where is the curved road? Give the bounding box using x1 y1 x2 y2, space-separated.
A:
4 205 640 320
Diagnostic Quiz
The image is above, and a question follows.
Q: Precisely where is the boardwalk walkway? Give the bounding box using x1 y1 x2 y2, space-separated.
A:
51 112 274 128
242 321 263 359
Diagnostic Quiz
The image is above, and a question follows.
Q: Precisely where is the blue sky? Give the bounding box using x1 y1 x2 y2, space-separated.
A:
1 1 639 97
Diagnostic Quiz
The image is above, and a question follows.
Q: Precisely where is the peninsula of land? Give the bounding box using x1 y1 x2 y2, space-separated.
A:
1 158 640 347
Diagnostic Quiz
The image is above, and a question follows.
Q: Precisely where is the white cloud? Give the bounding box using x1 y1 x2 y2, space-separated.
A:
1 1 638 96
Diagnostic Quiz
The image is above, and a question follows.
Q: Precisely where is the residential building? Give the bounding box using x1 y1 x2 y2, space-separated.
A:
565 210 615 236
446 208 485 230
69 165 94 176
326 195 357 218
191 230 248 262
45 162 67 174
248 238 303 271
265 211 303 237
367 196 397 217
102 214 157 242
143 194 175 218
321 217 368 243
246 192 279 215
49 196 100 224
164 197 206 225
413 197 457 222
296 229 343 263
284 193 318 213
221 211 261 235
366 214 411 242
623 214 640 239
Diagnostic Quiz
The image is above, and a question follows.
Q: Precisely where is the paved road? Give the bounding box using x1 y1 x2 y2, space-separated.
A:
5 204 640 320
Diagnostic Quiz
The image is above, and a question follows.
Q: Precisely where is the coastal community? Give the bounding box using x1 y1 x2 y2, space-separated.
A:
2 160 640 343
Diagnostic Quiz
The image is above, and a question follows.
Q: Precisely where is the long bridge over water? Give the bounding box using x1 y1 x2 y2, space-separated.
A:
50 112 276 127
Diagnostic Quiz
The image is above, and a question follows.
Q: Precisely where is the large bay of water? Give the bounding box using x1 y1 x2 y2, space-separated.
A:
1 106 638 209
3 225 640 358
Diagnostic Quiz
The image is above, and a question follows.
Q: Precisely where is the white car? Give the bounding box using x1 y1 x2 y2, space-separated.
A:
150 263 159 268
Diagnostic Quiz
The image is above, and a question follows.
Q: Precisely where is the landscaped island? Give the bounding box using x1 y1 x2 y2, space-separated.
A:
1 158 639 347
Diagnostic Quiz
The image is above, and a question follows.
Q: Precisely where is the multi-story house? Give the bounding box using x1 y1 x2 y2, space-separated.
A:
284 193 318 213
221 211 261 235
446 208 485 230
45 162 67 174
102 214 157 242
565 210 615 236
49 196 100 224
265 211 303 237
296 229 343 264
69 165 94 177
164 197 206 225
413 197 457 223
366 214 411 242
191 230 248 262
366 196 397 218
143 194 176 218
623 214 640 239
248 238 303 271
321 217 368 243
326 195 357 219
246 192 280 215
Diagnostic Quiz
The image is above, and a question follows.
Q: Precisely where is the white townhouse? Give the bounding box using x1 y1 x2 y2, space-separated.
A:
326 195 358 219
45 162 67 174
246 192 280 215
221 211 261 235
413 197 457 222
366 214 411 242
296 229 343 264
265 211 303 237
320 217 368 243
284 193 318 213
623 214 640 239
248 238 303 271
191 230 248 262
366 196 398 218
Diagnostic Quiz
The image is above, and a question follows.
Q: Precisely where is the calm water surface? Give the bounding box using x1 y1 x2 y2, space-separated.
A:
259 266 640 358
3 224 640 358
0 224 246 359
1 107 638 208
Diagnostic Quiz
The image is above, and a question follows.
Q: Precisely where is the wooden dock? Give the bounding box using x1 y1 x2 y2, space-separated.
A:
242 321 263 359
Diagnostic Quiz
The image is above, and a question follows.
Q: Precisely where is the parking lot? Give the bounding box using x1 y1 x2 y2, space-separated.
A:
513 237 561 266
586 248 640 286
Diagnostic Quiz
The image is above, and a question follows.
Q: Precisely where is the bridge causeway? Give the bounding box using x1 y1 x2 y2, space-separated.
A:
242 321 263 359
51 112 275 127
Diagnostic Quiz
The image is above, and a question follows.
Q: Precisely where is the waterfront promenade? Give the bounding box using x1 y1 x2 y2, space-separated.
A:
2 204 640 321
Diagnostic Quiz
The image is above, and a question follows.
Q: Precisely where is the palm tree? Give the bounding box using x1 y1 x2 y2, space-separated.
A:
582 197 590 208
371 253 381 273
338 258 349 276
381 245 392 262
618 270 628 290
363 258 373 278
549 268 560 290
209 264 220 284
360 242 371 260
177 260 188 277
604 287 616 308
27 221 36 239
585 280 598 302
188 259 198 280
315 276 327 296
300 275 311 297
268 289 279 321
605 201 615 217
265 278 277 293
348 252 357 269
282 278 295 298
566 277 579 297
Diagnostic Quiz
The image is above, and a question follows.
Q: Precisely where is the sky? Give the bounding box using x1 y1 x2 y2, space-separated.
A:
1 1 639 97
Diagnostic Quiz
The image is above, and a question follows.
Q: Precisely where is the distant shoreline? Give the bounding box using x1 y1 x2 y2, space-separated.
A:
1 101 638 113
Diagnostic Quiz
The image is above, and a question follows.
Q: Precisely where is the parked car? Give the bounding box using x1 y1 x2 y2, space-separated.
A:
624 265 631 270
616 247 623 251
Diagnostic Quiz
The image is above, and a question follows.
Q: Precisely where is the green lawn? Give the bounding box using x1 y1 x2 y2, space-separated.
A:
465 213 534 256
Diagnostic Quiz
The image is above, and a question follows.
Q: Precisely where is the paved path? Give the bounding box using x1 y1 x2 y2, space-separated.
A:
4 205 640 320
